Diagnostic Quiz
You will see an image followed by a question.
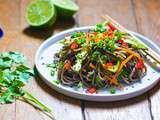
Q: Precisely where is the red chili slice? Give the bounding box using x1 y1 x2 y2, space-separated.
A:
103 62 113 69
122 42 128 47
108 23 117 31
64 60 71 70
87 87 96 94
136 59 144 69
116 39 124 44
70 42 78 50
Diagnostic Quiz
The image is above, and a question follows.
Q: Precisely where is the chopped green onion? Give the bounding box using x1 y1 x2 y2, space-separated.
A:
109 88 116 94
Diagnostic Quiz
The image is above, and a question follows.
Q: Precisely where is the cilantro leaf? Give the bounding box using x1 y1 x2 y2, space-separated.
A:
0 52 31 104
95 23 106 33
0 52 54 119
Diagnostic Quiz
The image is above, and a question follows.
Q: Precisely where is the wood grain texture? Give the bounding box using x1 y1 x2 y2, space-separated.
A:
15 0 83 120
133 0 160 47
0 0 160 120
133 0 160 120
77 0 152 120
0 0 20 120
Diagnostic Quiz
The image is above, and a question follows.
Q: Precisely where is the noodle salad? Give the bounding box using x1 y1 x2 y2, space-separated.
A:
47 22 148 94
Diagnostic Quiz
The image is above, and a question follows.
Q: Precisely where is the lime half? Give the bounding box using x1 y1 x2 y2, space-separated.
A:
52 0 79 19
26 0 56 27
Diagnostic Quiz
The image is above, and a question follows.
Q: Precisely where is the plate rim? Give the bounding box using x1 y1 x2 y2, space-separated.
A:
35 26 160 101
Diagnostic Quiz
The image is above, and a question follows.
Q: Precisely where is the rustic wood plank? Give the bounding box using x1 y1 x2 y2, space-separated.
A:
133 0 160 47
133 0 160 120
0 0 20 120
0 0 20 31
77 0 137 31
15 0 83 120
77 0 152 120
1 0 159 120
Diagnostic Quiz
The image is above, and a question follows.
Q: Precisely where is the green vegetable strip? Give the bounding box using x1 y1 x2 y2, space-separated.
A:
22 90 52 113
21 90 55 120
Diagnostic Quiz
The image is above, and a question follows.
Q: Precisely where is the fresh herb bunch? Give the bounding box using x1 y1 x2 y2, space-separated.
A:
0 52 55 119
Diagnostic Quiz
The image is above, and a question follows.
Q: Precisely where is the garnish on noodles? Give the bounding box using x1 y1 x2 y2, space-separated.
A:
48 22 147 94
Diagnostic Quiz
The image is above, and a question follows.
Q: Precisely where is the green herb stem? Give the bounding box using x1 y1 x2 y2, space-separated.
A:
21 90 56 120
22 90 51 112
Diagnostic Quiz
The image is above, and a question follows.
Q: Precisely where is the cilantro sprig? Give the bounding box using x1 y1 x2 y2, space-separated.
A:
0 52 55 120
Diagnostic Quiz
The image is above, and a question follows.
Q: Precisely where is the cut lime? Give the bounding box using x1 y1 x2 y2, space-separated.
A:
52 0 79 19
26 0 56 27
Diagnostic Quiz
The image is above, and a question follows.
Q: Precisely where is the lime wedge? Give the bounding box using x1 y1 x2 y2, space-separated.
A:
52 0 79 19
26 0 56 27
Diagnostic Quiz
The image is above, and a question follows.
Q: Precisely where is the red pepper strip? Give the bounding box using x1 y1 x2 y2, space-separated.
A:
108 23 117 31
64 60 71 70
70 42 78 50
103 62 113 69
136 59 144 69
116 39 124 44
87 87 96 94
122 42 128 47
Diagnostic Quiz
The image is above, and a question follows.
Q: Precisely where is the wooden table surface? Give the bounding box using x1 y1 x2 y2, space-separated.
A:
0 0 160 120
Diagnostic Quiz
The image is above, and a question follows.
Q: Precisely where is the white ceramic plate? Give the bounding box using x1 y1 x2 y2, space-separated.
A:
35 26 160 101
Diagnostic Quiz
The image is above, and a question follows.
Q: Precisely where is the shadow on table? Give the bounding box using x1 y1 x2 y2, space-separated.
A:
34 66 81 106
148 79 160 97
22 18 75 40
53 17 76 30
